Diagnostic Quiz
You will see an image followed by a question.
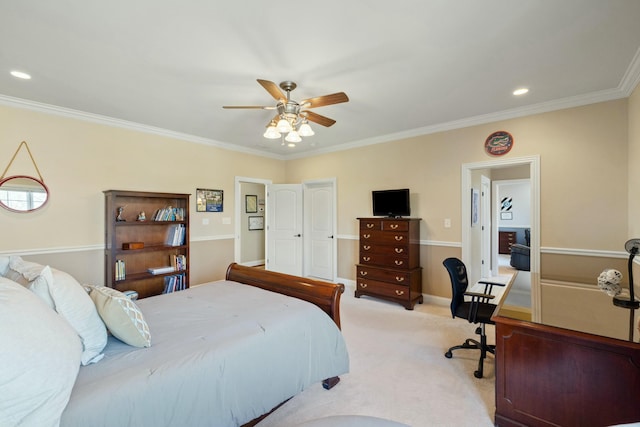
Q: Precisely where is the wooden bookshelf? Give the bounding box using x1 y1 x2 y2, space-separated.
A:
104 190 190 298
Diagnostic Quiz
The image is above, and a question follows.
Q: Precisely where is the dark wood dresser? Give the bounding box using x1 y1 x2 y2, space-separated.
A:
498 231 516 254
355 217 423 310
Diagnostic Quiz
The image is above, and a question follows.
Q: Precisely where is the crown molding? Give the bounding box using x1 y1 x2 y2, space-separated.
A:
0 94 286 160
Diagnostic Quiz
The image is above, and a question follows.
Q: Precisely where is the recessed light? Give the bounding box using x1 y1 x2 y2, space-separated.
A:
10 70 31 80
513 88 529 96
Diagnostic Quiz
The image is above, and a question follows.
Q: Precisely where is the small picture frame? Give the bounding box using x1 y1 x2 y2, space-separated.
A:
196 188 223 212
248 216 264 230
471 188 479 226
501 212 513 220
245 195 258 213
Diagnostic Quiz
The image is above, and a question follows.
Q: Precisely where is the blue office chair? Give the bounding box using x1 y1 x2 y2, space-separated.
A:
442 257 505 378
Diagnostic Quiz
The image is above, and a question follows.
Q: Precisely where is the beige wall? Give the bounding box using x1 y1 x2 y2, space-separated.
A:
0 105 285 285
286 99 629 296
0 96 635 300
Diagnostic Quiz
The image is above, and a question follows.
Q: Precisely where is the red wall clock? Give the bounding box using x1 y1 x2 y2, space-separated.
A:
484 131 513 156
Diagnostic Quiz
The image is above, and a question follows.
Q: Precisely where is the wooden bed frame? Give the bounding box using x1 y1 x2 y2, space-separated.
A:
226 263 346 427
226 263 344 329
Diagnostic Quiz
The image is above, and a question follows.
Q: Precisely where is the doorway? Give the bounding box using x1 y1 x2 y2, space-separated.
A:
234 176 271 266
461 155 540 321
235 176 337 281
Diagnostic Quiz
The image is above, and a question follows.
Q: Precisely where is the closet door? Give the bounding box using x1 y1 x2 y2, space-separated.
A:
266 184 303 276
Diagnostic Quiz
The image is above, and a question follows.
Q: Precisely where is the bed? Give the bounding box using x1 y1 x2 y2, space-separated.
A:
0 258 349 427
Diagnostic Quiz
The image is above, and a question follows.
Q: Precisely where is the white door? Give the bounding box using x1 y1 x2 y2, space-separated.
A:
304 182 335 280
480 175 491 278
266 184 303 276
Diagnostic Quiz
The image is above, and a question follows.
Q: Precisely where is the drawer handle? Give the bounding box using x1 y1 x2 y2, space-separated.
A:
363 256 371 262
395 290 405 296
394 236 404 241
394 260 404 266
366 223 375 229
394 248 404 253
363 234 371 239
360 283 368 289
395 276 405 282
363 245 371 250
390 224 398 229
360 271 368 276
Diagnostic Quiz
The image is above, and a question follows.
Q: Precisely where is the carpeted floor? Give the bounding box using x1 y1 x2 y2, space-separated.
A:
257 290 496 427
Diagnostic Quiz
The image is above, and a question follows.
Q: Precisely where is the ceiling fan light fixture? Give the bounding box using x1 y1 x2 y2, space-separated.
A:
276 118 292 133
263 124 281 139
285 130 301 143
298 122 314 137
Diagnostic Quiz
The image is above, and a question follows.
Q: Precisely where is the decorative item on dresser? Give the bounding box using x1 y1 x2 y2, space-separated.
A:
355 217 423 310
104 190 190 299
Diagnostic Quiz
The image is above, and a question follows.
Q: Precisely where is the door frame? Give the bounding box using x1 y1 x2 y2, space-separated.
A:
461 155 541 321
234 176 272 265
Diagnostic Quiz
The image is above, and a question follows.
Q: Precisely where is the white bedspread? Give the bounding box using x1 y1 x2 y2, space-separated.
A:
60 280 349 427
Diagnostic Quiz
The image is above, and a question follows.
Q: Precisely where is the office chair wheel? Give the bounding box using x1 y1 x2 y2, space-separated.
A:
444 350 452 358
474 370 483 379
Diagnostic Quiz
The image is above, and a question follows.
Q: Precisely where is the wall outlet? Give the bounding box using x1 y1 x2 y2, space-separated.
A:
444 218 451 228
202 218 209 225
222 217 231 225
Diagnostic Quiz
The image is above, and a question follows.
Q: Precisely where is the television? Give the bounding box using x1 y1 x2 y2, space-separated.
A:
372 188 410 217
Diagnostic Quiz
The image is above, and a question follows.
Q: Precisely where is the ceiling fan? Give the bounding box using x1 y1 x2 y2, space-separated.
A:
223 79 349 144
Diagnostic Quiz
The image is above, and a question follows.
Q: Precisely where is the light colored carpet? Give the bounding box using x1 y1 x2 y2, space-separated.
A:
257 291 496 427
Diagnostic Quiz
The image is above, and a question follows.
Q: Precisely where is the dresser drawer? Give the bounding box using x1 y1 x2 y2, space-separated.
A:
360 243 409 256
356 278 409 300
360 219 382 230
356 265 413 285
380 220 409 232
360 231 410 245
359 253 409 268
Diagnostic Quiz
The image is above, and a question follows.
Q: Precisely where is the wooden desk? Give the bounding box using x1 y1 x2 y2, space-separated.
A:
468 273 515 306
493 287 640 426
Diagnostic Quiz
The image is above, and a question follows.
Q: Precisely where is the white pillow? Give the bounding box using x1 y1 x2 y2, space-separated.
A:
7 256 107 365
88 285 151 348
0 277 82 427
4 256 55 308
0 255 9 276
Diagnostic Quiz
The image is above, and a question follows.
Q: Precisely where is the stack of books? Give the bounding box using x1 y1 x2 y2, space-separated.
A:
165 224 185 246
163 273 186 293
171 254 187 271
115 259 125 280
153 206 185 221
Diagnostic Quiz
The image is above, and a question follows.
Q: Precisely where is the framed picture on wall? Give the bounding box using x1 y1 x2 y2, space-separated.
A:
248 216 264 230
471 188 479 226
196 188 223 212
245 195 258 213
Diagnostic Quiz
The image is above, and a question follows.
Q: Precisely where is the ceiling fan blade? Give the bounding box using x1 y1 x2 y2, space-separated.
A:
222 105 276 110
301 92 349 108
257 79 286 101
304 110 336 127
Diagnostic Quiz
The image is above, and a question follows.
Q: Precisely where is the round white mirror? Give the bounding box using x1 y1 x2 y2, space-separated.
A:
0 175 49 213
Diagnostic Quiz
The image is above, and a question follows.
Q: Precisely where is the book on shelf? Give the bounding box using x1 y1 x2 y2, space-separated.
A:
153 206 185 222
162 273 186 294
165 224 185 246
148 266 175 275
115 259 125 281
171 254 187 271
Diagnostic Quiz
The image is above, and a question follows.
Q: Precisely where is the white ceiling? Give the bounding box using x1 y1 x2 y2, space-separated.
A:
2 1 640 159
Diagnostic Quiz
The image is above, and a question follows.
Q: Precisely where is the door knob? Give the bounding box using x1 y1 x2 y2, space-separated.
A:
294 234 301 237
